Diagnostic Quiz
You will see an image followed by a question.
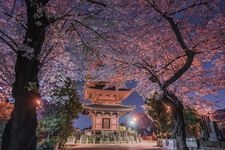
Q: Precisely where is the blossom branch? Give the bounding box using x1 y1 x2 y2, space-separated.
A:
146 1 196 89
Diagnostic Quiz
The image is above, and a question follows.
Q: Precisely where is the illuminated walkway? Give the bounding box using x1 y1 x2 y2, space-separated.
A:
67 141 162 150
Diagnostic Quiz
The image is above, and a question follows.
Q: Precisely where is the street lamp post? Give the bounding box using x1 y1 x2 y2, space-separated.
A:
130 117 137 134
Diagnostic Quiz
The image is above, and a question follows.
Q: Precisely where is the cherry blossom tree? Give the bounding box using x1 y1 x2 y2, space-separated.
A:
0 0 107 149
87 0 225 149
0 0 224 150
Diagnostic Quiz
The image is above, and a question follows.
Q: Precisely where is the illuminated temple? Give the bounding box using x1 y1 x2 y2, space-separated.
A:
66 81 141 144
83 81 134 132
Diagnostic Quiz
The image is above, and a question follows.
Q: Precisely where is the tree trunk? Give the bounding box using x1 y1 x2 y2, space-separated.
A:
1 1 49 149
1 51 42 150
173 103 187 150
1 55 40 150
163 92 188 150
1 92 38 150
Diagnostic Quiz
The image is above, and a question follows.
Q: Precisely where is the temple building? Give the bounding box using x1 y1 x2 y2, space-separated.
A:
65 81 141 144
82 81 134 132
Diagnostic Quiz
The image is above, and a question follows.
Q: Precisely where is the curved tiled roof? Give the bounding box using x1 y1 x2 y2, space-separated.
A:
82 104 134 112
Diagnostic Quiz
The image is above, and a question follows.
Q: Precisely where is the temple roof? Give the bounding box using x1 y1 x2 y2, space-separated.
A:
87 81 130 91
84 81 131 104
82 104 134 112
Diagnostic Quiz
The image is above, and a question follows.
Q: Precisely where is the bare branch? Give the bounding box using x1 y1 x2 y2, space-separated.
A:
0 74 12 86
71 24 91 51
3 12 27 31
10 0 17 16
0 64 13 86
0 28 18 53
0 30 18 48
0 2 11 16
0 36 17 53
159 54 186 72
162 50 195 89
169 0 210 16
86 0 107 7
138 60 162 86
74 20 108 42
48 9 73 24
38 45 54 70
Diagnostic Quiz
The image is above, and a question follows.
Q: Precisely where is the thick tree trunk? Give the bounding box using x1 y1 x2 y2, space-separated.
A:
163 92 188 150
2 93 38 150
1 1 49 150
1 54 41 150
173 103 187 150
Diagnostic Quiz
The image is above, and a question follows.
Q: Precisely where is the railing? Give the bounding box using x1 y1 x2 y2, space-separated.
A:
65 135 141 145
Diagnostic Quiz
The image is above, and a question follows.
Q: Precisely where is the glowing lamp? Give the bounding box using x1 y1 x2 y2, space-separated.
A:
35 99 42 108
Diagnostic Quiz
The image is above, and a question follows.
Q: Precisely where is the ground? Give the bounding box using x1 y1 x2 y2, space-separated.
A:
65 141 162 150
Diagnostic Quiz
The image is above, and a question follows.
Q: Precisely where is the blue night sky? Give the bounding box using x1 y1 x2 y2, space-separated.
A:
74 89 225 129
74 78 225 129
74 50 225 130
204 90 225 109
